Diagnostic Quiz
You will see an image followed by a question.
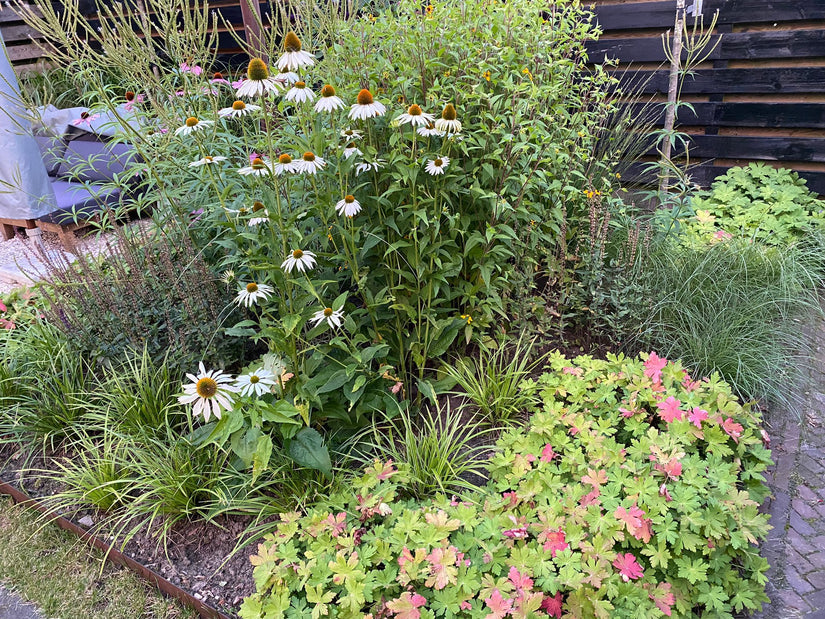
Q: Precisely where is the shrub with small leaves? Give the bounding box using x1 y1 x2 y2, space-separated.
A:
240 352 771 619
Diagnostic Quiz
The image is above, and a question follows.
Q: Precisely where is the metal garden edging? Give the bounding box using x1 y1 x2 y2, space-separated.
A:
0 481 232 619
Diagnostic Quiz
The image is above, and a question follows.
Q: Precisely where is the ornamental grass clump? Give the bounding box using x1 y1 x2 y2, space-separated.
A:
241 352 771 618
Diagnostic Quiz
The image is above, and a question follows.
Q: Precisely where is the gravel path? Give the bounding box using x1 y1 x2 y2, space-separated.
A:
0 226 130 296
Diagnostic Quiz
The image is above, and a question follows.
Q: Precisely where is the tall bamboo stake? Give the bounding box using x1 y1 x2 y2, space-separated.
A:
659 0 686 195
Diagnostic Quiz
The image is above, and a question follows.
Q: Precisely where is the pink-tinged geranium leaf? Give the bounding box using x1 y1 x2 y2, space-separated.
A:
656 396 684 423
375 459 397 480
425 546 459 590
386 592 427 619
614 504 652 543
542 529 569 557
613 553 644 582
648 583 675 616
508 566 534 592
688 407 708 428
644 352 667 383
655 459 682 479
541 592 563 618
722 417 744 442
582 468 607 488
484 589 513 619
580 487 601 506
0 301 6 313
540 443 556 463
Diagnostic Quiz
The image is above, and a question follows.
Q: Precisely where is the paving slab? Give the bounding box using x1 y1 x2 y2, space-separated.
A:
0 585 43 619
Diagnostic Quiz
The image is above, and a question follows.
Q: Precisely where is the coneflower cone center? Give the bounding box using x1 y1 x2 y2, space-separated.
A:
250 375 260 384
442 104 457 120
323 307 333 317
295 81 306 89
345 195 355 203
435 159 443 166
408 104 422 116
246 282 259 293
196 377 218 398
251 157 265 168
321 85 335 97
278 154 292 164
232 100 246 110
214 72 223 79
247 58 269 81
284 31 302 52
125 91 135 101
293 249 304 259
303 152 315 162
185 116 199 127
357 89 374 105
253 201 265 212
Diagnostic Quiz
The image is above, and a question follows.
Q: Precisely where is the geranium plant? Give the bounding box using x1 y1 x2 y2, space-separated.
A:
240 352 771 618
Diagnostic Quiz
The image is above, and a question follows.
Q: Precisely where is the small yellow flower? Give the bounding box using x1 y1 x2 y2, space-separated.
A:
368 13 376 21
425 4 434 16
483 70 491 81
522 68 533 82
615 172 621 179
460 314 473 324
578 131 586 138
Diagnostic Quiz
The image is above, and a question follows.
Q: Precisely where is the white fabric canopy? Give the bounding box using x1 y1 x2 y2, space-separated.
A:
0 31 56 219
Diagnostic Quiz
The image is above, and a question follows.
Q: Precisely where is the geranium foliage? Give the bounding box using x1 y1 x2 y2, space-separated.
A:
240 352 771 619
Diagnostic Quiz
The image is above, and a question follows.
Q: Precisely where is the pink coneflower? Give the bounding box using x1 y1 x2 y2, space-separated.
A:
72 111 100 127
180 62 203 76
210 71 231 86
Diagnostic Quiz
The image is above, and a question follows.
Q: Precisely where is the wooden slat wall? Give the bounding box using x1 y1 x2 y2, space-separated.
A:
0 3 47 70
589 0 825 194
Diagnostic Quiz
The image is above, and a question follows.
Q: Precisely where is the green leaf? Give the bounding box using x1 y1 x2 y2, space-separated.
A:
287 427 332 477
252 434 273 483
232 427 262 465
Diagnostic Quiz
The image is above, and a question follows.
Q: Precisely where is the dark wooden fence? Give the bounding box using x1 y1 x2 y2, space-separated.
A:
5 0 825 192
588 0 825 193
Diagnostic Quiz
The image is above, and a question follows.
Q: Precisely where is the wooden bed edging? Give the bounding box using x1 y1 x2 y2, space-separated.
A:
0 481 233 619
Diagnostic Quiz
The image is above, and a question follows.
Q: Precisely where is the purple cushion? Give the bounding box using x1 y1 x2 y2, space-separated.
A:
40 180 122 225
55 140 137 183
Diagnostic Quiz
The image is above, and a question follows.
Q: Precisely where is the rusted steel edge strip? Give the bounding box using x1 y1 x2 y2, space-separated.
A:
0 481 232 619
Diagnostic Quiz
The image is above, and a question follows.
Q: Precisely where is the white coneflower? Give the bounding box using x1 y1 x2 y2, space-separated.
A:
238 156 273 176
335 195 362 217
425 156 450 175
235 281 274 307
349 89 386 120
235 368 277 397
434 103 461 133
356 159 386 176
417 122 445 138
219 100 261 119
396 103 435 128
310 306 344 328
342 143 362 159
235 58 282 99
188 155 228 167
277 31 315 72
340 128 363 141
314 84 345 113
281 249 317 273
175 117 213 136
285 80 315 104
249 201 269 225
274 71 299 85
273 153 299 175
296 151 326 175
178 363 238 422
